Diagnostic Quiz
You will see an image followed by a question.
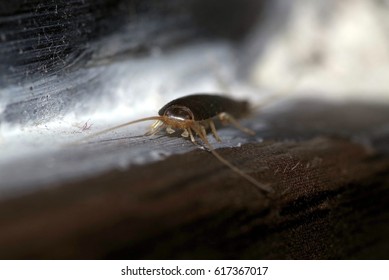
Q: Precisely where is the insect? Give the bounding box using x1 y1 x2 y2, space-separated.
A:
81 94 273 193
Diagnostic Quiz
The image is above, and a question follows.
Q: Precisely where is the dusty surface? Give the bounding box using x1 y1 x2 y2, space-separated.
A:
2 0 389 260
0 100 388 259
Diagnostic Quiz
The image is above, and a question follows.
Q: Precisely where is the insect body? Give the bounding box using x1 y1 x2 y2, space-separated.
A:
82 94 272 193
149 94 255 141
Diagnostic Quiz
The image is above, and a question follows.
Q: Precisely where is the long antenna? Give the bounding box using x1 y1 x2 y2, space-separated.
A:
192 126 273 194
74 116 163 144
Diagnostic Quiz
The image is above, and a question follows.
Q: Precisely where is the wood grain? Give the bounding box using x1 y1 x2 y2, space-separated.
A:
0 136 388 259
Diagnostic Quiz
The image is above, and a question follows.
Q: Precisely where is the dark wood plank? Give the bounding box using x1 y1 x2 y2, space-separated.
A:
0 135 388 259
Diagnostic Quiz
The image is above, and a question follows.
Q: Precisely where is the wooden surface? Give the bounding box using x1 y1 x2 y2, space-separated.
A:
2 1 388 260
0 100 388 259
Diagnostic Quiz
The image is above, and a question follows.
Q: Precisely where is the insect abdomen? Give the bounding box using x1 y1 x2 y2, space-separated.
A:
158 94 250 121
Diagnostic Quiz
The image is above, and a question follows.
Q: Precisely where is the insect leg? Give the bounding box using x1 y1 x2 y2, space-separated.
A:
144 120 165 136
200 125 207 139
209 120 222 142
166 126 175 134
181 129 189 138
218 112 255 135
187 127 196 144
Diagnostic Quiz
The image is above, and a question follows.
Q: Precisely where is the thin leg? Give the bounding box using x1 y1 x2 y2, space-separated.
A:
219 112 255 135
200 125 207 140
209 120 221 142
144 120 164 136
181 129 189 138
166 126 175 134
187 127 196 144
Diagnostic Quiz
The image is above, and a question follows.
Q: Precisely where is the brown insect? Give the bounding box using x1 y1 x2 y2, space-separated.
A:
82 94 272 193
